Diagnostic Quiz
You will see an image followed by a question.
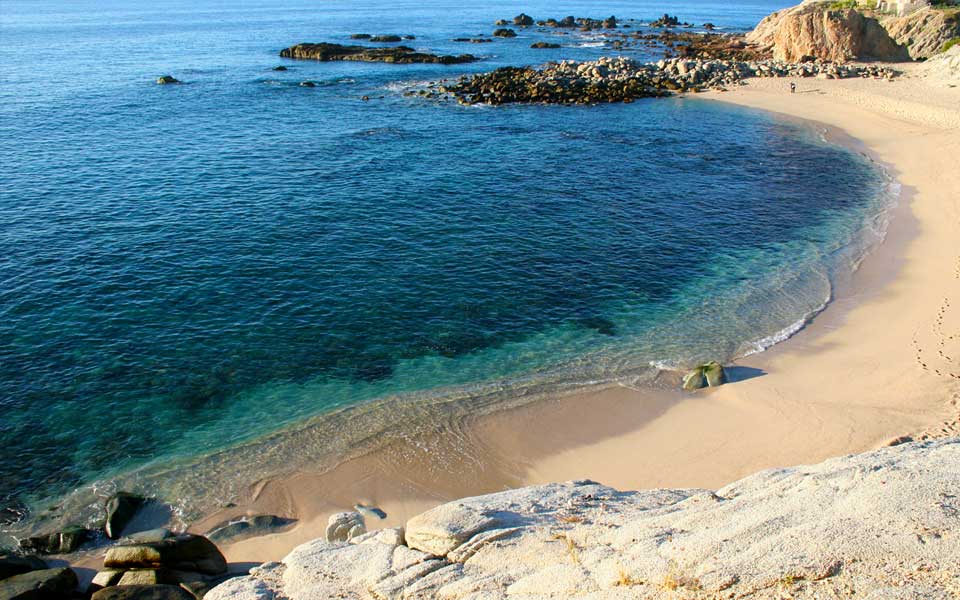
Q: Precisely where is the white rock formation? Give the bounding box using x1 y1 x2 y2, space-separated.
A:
207 438 960 599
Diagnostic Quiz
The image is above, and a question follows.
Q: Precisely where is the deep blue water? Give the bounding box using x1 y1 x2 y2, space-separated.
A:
0 0 893 530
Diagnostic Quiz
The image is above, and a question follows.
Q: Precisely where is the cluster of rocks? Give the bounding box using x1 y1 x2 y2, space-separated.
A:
492 28 517 38
650 14 694 28
452 37 492 43
496 14 619 30
278 43 477 64
205 439 960 599
430 55 900 105
89 530 230 599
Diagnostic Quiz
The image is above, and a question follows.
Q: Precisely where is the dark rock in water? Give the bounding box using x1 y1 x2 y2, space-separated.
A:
530 41 560 49
104 533 227 576
513 13 534 27
703 22 716 30
91 584 194 600
105 492 146 540
206 515 297 543
494 19 508 26
350 33 371 39
0 556 47 581
0 567 78 599
370 34 402 42
403 35 416 40
453 38 492 43
280 43 477 64
539 15 617 31
0 499 27 526
651 14 689 28
19 526 92 555
299 81 317 87
155 75 179 85
272 65 288 71
493 28 517 38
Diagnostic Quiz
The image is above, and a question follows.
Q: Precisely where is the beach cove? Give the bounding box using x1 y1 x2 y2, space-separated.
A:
204 67 960 565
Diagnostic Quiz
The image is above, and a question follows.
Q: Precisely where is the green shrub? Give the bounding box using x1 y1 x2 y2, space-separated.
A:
828 0 859 9
943 37 960 52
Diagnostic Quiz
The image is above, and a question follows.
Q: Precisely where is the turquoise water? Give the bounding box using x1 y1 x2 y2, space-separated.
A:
1 0 894 531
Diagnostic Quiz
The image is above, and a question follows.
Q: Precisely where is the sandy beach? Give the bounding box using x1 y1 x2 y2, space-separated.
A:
180 67 960 565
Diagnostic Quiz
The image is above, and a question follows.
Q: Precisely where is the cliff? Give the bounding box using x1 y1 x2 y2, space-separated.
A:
880 7 960 59
747 2 910 62
207 438 960 599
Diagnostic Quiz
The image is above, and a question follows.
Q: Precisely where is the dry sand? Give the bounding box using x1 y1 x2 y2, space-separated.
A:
195 67 960 564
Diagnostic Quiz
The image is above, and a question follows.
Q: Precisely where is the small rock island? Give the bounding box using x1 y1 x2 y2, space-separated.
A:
279 43 477 64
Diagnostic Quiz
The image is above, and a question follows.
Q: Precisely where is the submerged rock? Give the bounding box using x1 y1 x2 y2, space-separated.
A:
682 361 726 390
279 43 477 64
369 34 402 42
530 41 561 49
206 514 297 543
156 75 180 85
0 567 78 599
325 511 366 542
271 65 287 71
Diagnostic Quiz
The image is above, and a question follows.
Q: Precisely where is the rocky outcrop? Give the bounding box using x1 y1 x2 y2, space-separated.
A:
880 7 960 59
919 44 960 82
278 43 477 64
492 28 516 38
747 2 910 62
535 16 618 30
530 41 560 49
156 75 180 85
428 56 897 105
207 438 960 599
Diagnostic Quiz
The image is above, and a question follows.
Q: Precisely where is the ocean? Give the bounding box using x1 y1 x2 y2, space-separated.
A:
0 0 896 538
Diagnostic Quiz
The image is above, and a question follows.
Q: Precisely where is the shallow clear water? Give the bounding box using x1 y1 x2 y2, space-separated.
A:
0 0 894 529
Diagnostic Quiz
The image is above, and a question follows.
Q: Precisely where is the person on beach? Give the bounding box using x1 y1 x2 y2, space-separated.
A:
790 82 797 93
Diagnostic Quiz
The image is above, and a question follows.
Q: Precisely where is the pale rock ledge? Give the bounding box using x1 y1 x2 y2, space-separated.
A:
207 438 960 599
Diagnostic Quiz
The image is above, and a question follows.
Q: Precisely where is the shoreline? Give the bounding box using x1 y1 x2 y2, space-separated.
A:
194 68 960 564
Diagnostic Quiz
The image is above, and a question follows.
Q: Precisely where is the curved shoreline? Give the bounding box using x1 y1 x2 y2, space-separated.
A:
193 68 960 564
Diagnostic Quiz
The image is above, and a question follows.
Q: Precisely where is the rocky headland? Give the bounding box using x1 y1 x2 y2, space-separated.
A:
426 56 898 105
278 43 476 64
207 438 960 599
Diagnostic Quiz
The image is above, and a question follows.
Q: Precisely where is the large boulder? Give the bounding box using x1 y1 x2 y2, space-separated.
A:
747 2 910 62
91 584 194 600
0 567 78 599
0 555 46 581
105 492 146 539
104 533 227 575
513 13 534 27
